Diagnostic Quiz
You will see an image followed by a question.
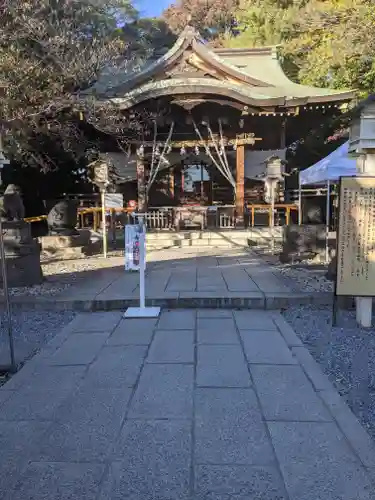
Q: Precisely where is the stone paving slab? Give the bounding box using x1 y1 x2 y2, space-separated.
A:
0 421 52 494
269 422 375 500
106 420 191 500
47 332 110 365
49 249 298 310
84 345 147 387
0 309 374 500
195 465 288 500
107 318 157 345
195 388 274 465
128 364 194 418
240 329 298 365
251 365 333 422
6 462 106 500
147 329 194 363
197 345 251 387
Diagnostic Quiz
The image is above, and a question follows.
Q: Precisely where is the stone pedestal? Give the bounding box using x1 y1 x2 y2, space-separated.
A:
0 221 43 287
279 224 326 263
40 230 92 258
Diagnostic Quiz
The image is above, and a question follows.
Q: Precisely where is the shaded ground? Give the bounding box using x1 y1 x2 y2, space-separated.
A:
0 248 294 302
0 310 75 368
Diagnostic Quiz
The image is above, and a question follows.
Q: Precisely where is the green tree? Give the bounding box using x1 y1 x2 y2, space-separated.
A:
226 0 375 95
283 0 375 95
162 0 240 43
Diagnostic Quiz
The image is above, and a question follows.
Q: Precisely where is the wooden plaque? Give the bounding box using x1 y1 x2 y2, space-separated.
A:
336 176 375 296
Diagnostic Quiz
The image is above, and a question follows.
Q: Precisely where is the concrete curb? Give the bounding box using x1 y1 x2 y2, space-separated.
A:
274 313 375 480
0 291 337 311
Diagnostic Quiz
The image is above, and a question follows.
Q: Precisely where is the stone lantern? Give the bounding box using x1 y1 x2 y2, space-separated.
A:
264 156 284 253
347 95 375 326
348 95 375 176
349 96 375 155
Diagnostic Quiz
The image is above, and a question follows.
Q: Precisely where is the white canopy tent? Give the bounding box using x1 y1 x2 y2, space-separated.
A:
298 141 357 262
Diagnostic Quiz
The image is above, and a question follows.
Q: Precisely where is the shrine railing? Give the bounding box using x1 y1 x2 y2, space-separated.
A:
24 204 299 232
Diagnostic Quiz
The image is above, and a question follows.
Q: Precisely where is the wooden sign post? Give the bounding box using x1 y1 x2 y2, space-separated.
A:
91 161 110 258
334 176 375 327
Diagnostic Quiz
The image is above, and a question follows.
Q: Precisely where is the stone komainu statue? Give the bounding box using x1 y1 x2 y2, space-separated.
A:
47 199 79 235
0 184 25 221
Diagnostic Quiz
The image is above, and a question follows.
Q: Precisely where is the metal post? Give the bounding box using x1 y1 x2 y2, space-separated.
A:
270 180 276 255
325 180 330 263
101 189 107 259
139 217 146 310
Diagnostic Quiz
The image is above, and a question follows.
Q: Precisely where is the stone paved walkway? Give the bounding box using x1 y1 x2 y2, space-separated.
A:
49 248 301 309
1 309 375 499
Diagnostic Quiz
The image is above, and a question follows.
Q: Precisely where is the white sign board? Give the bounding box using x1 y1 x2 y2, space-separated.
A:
125 224 146 271
104 193 123 209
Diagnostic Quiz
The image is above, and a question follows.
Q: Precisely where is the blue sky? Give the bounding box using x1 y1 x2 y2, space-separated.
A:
135 0 171 17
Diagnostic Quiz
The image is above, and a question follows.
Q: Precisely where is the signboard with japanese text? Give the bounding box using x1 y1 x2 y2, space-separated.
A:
104 193 123 209
125 224 146 271
336 176 375 296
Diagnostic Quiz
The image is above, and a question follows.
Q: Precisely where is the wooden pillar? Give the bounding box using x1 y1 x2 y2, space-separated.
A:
181 170 185 198
169 169 175 199
137 154 146 212
236 144 245 224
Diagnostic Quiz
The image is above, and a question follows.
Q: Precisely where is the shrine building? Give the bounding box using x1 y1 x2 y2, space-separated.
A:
90 26 355 229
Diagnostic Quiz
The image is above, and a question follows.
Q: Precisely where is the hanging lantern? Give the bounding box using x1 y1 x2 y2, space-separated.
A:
195 145 200 155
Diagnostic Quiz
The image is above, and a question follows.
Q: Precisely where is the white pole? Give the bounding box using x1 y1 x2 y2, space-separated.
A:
270 180 275 254
298 176 302 225
101 189 107 259
325 180 330 263
139 217 146 309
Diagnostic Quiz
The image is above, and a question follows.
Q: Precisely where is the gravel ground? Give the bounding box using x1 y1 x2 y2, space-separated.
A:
0 309 75 372
253 244 334 292
284 305 375 439
274 263 333 293
0 252 124 298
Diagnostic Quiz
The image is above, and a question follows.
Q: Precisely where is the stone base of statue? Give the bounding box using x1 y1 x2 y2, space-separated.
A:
0 220 44 287
40 229 92 259
279 224 326 263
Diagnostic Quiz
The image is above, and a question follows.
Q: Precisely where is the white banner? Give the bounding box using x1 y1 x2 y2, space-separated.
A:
125 224 146 271
104 193 124 209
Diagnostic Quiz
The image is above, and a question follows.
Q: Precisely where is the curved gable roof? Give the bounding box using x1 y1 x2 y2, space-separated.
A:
88 25 355 107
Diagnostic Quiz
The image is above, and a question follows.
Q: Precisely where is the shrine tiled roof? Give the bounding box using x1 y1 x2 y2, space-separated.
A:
88 26 355 108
